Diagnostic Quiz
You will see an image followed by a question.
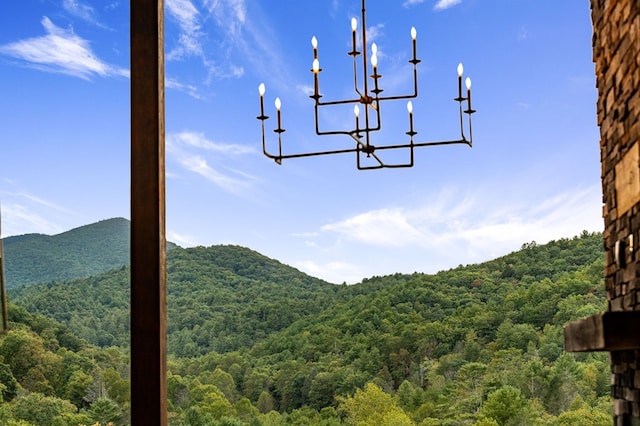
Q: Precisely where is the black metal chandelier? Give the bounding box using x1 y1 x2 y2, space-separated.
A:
257 0 475 170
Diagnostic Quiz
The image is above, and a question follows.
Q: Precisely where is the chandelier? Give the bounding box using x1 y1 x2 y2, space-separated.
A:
257 0 475 170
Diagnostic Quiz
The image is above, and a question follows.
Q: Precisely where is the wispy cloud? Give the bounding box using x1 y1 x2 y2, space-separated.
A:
167 230 198 248
294 260 362 284
434 0 462 11
166 0 203 60
2 204 63 237
0 17 128 80
167 131 258 194
518 26 529 41
5 191 76 215
166 77 201 99
320 185 602 263
322 208 426 247
0 190 78 237
403 0 426 7
62 0 109 28
164 0 247 90
366 24 384 47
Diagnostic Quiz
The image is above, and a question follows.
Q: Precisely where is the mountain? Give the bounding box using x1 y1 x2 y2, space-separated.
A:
4 230 611 424
9 243 338 353
3 218 131 288
9 231 605 356
3 217 179 288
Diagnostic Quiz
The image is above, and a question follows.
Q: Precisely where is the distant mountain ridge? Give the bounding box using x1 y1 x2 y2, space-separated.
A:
3 217 132 288
3 231 611 424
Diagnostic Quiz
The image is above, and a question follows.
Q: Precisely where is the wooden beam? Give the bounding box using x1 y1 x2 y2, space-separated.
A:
564 312 640 352
130 0 167 424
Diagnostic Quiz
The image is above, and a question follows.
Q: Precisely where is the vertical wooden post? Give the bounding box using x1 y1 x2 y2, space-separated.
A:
130 0 167 424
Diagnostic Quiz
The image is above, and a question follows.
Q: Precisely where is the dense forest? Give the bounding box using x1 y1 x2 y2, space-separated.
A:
0 229 613 425
2 218 132 288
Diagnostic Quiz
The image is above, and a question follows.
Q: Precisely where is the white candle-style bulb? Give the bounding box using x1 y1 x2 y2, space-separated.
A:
275 97 281 111
371 43 378 55
354 105 360 117
351 17 357 31
312 59 320 74
311 36 317 49
371 52 378 68
407 101 413 114
411 27 417 40
457 63 464 77
258 83 265 96
465 77 472 90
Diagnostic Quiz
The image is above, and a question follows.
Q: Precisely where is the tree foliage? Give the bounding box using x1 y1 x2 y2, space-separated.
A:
1 230 612 424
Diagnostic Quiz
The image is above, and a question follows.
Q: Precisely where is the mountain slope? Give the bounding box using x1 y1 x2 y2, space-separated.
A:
6 231 611 423
9 244 338 354
3 217 131 288
9 231 605 359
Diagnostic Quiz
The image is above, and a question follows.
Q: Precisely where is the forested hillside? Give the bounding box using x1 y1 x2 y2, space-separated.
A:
3 218 131 288
1 230 612 424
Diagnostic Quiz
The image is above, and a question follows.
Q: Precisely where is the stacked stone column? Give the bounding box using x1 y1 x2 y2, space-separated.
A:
592 0 640 423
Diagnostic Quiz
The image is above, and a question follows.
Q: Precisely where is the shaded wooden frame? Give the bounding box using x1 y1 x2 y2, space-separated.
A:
130 0 167 424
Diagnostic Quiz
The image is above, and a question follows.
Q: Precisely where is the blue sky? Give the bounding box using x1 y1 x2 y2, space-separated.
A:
0 1 601 284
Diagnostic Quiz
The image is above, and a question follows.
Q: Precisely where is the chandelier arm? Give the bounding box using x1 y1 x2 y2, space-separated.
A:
351 133 386 167
458 102 467 143
375 93 418 102
352 55 363 98
466 113 473 146
259 117 270 158
315 98 362 107
265 147 360 162
368 101 381 132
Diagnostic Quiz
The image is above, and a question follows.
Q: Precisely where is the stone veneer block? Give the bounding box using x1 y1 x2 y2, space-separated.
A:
616 142 640 217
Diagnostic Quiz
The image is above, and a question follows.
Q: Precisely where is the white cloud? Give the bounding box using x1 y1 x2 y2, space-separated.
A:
434 0 462 11
518 26 529 41
167 131 258 194
0 17 128 80
169 131 255 155
2 203 64 237
63 0 96 22
294 260 362 284
166 0 203 60
403 0 426 7
0 189 79 237
166 77 201 99
167 230 198 247
165 0 247 84
322 208 426 247
320 185 603 264
204 0 247 40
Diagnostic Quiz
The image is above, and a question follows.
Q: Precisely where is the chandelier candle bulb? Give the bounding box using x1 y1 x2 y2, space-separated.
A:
354 105 360 132
411 27 417 61
457 63 464 100
258 83 266 116
312 59 320 96
351 18 358 52
407 101 414 134
275 97 282 129
465 77 472 111
312 36 318 60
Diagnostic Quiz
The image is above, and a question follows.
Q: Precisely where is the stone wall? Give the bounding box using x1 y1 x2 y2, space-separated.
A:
591 0 640 423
